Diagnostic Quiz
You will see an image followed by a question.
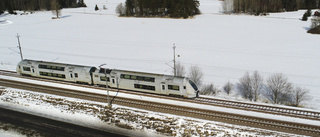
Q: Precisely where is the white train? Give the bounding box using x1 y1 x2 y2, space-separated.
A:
16 59 199 98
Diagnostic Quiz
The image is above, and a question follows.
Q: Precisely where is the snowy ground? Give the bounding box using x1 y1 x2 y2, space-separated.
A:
0 0 319 109
1 0 319 110
0 0 319 135
0 86 304 137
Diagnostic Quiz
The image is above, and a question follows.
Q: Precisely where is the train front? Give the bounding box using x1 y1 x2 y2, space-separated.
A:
185 79 199 98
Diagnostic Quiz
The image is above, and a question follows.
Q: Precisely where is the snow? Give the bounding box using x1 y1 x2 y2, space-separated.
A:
0 86 305 136
0 0 319 135
1 75 319 127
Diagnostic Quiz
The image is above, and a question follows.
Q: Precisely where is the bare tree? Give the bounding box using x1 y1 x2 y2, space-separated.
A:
222 0 234 14
51 0 61 19
251 71 263 102
201 83 220 96
264 73 293 104
237 72 253 101
223 81 233 95
292 86 310 107
173 61 186 77
115 3 126 16
188 65 203 87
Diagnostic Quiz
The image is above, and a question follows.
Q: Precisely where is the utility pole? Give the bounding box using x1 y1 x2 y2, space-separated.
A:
16 33 23 61
173 44 176 77
99 64 111 109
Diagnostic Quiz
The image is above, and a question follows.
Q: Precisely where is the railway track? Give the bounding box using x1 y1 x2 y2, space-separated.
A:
1 69 319 121
1 69 320 136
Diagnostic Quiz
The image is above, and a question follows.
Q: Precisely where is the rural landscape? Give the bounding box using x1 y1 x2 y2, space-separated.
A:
0 0 320 136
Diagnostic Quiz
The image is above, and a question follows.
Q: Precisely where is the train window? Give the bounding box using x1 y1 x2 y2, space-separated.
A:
134 84 155 91
39 71 65 79
120 74 155 82
23 67 31 71
39 64 65 71
184 86 186 89
75 73 78 78
189 80 198 91
137 76 143 81
162 85 165 90
100 76 110 82
70 74 73 78
131 75 137 80
124 75 131 79
168 85 179 91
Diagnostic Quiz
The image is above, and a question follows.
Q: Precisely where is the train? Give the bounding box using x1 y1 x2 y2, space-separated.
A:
16 59 199 98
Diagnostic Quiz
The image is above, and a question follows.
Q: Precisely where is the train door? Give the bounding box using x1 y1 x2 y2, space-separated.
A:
31 66 35 76
69 72 75 82
160 83 167 95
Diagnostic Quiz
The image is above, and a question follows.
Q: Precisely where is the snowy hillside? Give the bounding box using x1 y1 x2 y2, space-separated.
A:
0 0 319 109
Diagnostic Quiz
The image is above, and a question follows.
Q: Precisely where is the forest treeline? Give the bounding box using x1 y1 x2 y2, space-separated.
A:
0 0 86 15
125 0 201 18
233 0 320 15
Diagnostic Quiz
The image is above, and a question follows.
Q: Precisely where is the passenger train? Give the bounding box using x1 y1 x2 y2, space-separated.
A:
17 60 199 98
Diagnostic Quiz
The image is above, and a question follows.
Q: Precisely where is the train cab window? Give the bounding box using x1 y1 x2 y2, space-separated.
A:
23 67 31 71
168 85 180 91
75 73 78 78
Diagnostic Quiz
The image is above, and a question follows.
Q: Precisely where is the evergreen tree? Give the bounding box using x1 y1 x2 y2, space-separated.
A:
302 9 311 21
95 4 99 11
124 0 200 18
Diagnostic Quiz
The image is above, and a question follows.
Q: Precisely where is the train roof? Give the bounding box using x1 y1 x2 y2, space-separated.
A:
20 59 96 69
20 59 187 79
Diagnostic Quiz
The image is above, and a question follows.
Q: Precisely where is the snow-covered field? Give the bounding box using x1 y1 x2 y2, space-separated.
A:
0 0 319 109
0 86 303 137
0 0 319 135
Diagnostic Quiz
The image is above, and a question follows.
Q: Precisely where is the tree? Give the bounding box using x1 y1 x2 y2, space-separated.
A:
116 3 126 16
292 86 310 107
307 17 320 34
51 0 61 18
173 61 186 77
188 65 203 87
95 4 99 11
264 73 293 104
237 71 263 101
201 83 220 96
124 0 200 18
302 9 311 21
222 0 234 14
223 81 233 95
237 72 254 101
251 71 263 102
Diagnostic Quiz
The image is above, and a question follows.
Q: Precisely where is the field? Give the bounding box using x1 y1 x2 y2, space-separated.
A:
0 0 319 109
